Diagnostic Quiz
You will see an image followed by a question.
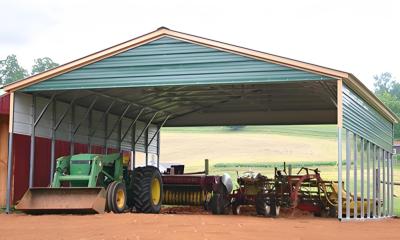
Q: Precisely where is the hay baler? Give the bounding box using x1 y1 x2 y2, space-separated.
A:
16 153 163 214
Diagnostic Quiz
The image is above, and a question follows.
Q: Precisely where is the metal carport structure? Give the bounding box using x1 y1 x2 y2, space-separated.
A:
2 27 398 220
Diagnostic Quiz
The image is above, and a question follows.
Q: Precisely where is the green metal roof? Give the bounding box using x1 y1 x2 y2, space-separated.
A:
22 37 334 92
342 83 393 151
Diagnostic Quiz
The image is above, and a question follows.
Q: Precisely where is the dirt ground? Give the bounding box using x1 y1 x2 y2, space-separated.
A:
0 212 399 240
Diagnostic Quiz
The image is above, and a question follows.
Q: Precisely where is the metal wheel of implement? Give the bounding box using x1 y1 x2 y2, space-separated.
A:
210 193 228 215
132 166 163 213
255 195 270 216
232 201 241 215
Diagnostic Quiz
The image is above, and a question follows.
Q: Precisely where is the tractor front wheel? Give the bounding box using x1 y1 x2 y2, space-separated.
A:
132 166 163 213
106 181 127 213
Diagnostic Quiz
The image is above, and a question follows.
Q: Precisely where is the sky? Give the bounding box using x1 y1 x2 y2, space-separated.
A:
0 0 399 90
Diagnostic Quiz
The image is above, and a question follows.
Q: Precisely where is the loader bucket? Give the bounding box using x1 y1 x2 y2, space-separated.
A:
16 187 106 214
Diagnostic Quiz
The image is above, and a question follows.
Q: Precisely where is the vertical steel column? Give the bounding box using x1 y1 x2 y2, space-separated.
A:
382 151 386 216
131 123 136 170
337 127 343 219
390 153 394 216
367 141 371 218
6 92 15 213
345 130 351 219
353 133 357 218
29 95 36 188
377 148 381 217
70 104 75 155
104 113 108 154
145 128 149 166
50 100 56 183
88 110 92 153
117 121 122 152
157 131 160 169
387 152 391 216
360 138 364 219
372 144 377 218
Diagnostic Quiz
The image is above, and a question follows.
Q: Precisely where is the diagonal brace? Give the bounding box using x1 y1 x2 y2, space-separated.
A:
121 108 145 142
147 115 169 147
73 96 98 135
34 93 56 126
135 112 159 145
106 104 131 140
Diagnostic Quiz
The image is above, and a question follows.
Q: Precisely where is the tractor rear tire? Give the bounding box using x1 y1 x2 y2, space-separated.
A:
106 181 127 213
210 193 227 215
132 166 163 213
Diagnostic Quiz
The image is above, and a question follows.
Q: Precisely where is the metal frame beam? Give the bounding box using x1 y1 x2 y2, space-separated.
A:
72 96 98 135
134 112 159 145
147 115 169 147
29 93 56 187
121 108 144 143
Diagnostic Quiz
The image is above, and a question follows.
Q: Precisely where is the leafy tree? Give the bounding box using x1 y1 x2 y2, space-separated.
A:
0 54 28 85
373 72 393 95
31 57 59 75
373 72 400 139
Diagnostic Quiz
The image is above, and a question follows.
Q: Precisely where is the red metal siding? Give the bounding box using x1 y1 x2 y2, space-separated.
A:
12 133 115 204
0 94 10 115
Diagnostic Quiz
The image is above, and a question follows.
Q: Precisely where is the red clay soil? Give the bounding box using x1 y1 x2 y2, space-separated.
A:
0 212 399 240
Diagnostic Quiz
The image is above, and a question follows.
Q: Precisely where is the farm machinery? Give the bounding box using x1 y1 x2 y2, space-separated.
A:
209 165 345 217
161 163 233 208
16 153 163 214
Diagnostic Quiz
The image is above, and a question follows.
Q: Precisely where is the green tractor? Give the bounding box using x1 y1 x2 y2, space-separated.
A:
16 153 163 214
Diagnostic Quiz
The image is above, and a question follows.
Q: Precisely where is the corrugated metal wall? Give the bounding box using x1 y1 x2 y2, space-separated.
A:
14 92 158 153
23 37 334 92
342 83 393 151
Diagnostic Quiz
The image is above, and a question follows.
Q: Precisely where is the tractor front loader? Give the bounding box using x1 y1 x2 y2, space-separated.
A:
16 153 163 214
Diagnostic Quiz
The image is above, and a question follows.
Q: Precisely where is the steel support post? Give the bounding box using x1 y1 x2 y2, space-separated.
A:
145 128 149 166
377 148 381 217
157 131 160 169
353 133 357 218
382 151 386 216
50 100 56 183
105 104 131 153
367 141 371 218
117 121 122 152
131 123 136 170
70 104 75 155
360 138 364 218
387 152 390 217
372 145 377 218
29 95 36 188
390 153 394 216
88 109 92 153
337 127 343 219
345 129 351 219
6 93 15 213
104 113 108 154
29 94 56 187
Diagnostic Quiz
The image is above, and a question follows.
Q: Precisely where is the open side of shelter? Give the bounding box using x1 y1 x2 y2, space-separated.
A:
1 27 397 220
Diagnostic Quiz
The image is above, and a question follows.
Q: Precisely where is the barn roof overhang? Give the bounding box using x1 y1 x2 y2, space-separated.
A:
4 27 398 125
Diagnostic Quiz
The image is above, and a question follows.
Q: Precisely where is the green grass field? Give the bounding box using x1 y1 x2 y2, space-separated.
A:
159 125 400 216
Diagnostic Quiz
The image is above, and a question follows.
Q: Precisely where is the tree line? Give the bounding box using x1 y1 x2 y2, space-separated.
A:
0 55 58 85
